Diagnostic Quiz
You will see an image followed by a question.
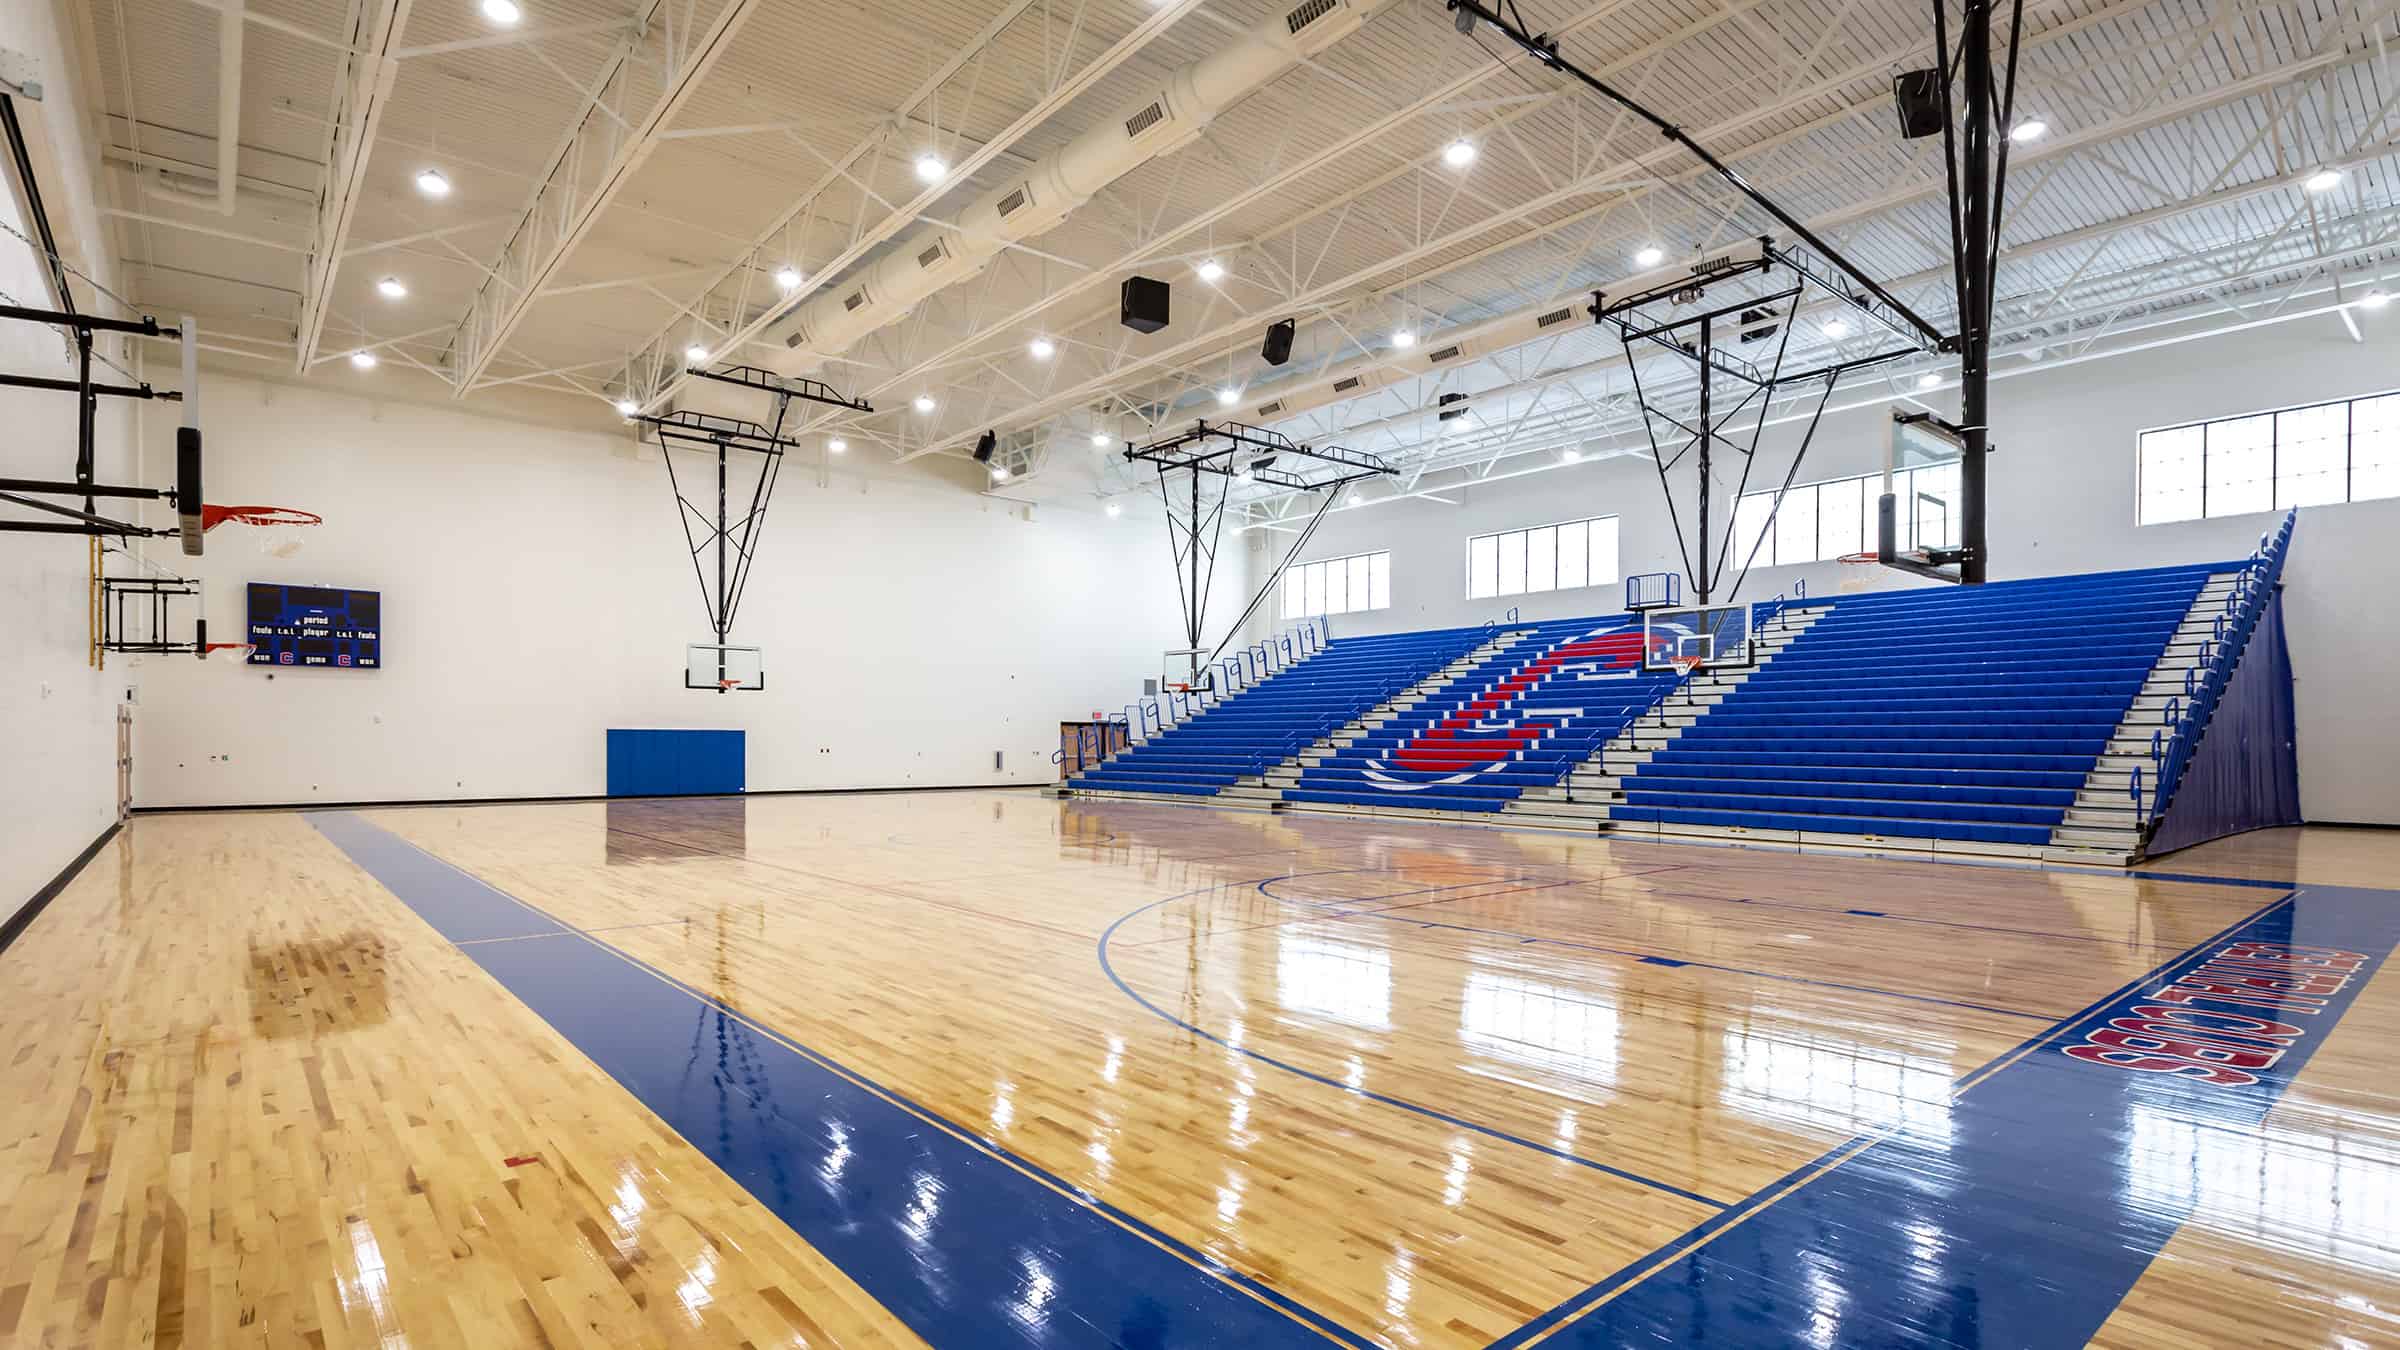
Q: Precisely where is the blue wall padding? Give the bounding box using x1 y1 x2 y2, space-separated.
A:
606 729 746 797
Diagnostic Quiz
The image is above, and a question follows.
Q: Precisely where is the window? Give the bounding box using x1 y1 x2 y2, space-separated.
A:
2138 391 2400 525
1465 516 1620 600
1282 549 1388 617
1733 460 1962 567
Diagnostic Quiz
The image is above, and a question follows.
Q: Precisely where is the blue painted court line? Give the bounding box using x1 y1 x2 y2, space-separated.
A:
310 812 1372 1350
1495 884 2396 1349
1253 875 2056 1023
1097 881 1734 1210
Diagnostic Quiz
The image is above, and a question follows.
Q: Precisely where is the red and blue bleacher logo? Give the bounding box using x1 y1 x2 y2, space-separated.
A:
1358 619 1660 790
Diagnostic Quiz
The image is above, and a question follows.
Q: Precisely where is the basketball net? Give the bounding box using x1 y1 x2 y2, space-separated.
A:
1835 550 1880 593
201 505 321 559
1836 548 1939 592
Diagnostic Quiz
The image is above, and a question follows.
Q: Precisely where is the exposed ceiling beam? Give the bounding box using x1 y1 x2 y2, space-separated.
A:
903 0 2390 461
100 145 316 205
293 0 415 374
99 207 308 254
176 0 361 57
445 0 763 395
623 0 1212 415
393 17 639 60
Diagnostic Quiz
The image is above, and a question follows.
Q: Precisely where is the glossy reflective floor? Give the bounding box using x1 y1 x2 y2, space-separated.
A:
2 796 2394 1349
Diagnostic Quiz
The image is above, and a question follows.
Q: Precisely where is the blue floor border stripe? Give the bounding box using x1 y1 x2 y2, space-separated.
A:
1493 883 2400 1349
308 811 1371 1350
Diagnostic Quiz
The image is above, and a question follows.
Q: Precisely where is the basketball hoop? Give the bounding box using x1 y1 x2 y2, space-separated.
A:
202 642 254 664
202 505 322 560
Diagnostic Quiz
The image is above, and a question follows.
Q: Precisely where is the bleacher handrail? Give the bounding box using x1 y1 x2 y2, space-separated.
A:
2145 510 2295 825
1050 723 1111 774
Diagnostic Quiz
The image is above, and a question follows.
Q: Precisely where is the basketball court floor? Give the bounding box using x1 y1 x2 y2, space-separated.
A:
2 792 2391 1348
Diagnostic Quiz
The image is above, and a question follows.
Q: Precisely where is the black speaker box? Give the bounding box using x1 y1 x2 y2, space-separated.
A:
1120 275 1169 334
1891 68 1944 139
1261 318 1296 366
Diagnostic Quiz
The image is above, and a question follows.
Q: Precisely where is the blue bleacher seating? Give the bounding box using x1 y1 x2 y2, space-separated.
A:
1610 563 2222 845
1279 612 1697 814
1073 561 2231 855
1068 625 1497 797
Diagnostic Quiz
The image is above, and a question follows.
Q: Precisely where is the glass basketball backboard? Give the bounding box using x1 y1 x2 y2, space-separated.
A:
686 643 764 692
1161 647 1207 691
1642 604 1754 670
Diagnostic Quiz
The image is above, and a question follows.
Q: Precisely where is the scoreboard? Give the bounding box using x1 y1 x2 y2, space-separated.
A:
247 583 381 669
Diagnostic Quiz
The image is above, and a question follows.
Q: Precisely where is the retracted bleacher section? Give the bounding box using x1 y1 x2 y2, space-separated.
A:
1606 563 2227 851
1275 614 1696 814
1065 626 1498 799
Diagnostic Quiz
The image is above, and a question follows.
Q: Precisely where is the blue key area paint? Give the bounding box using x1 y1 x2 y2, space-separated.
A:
1507 885 2397 1349
309 812 1366 1350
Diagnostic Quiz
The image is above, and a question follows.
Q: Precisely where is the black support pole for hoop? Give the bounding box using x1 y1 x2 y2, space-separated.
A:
637 392 818 691
1696 314 1713 603
1958 0 1995 584
1124 422 1393 676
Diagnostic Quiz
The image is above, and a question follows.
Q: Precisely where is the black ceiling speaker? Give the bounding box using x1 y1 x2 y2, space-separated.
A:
1120 275 1170 334
1261 318 1297 366
1892 68 1944 139
973 430 997 463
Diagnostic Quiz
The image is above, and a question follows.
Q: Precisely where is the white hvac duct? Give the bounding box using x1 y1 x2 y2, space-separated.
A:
216 0 244 215
766 0 1392 371
1229 241 1779 428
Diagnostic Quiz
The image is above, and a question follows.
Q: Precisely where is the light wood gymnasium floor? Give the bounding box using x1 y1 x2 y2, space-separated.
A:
1 792 2393 1349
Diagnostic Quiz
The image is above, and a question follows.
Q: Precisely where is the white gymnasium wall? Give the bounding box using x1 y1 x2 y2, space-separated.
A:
130 377 1241 807
1270 317 2400 823
0 0 139 926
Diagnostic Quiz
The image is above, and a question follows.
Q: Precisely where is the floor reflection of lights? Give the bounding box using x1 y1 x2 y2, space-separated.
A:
1276 934 1392 1029
675 1247 718 1327
335 1217 402 1346
1009 1251 1058 1332
1720 1022 1958 1144
2128 1106 2400 1270
1459 969 1621 1089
